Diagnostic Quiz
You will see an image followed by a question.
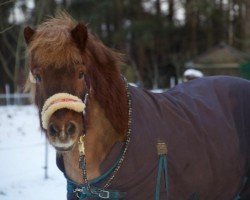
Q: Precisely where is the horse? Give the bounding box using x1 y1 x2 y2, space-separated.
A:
24 12 250 200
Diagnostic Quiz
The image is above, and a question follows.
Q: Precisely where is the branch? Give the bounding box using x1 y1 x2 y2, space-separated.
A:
13 24 24 91
0 51 14 81
2 31 16 55
0 0 15 7
0 24 15 34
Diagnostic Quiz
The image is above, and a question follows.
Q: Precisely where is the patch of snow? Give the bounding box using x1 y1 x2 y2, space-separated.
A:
151 89 165 93
0 105 66 200
128 83 138 87
183 69 204 78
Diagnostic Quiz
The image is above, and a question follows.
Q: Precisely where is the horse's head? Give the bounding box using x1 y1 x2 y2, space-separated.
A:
24 13 128 152
24 15 90 151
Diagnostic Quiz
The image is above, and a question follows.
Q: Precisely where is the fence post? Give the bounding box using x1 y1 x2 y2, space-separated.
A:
16 86 21 105
5 84 10 105
170 77 176 88
44 137 49 179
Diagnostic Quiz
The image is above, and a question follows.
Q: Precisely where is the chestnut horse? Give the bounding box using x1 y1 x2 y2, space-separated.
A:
24 13 250 200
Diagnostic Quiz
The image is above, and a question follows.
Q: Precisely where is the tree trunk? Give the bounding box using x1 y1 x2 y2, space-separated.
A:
168 0 174 22
244 0 250 52
228 0 234 45
185 0 198 56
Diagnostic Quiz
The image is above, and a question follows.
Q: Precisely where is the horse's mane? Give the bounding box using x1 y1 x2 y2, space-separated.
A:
27 12 128 135
28 12 81 67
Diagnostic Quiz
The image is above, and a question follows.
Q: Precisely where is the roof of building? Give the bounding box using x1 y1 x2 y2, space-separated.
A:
189 43 250 69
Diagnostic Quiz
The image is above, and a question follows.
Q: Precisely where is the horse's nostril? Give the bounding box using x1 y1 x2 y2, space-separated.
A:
49 123 59 136
66 122 76 135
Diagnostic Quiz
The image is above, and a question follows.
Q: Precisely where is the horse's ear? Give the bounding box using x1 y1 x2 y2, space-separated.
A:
71 22 88 51
24 26 35 45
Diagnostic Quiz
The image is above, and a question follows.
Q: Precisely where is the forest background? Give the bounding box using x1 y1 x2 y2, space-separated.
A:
1 0 250 92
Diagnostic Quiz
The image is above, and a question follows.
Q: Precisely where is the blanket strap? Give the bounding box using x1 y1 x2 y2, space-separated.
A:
67 173 126 199
67 180 126 199
66 152 126 200
155 141 169 200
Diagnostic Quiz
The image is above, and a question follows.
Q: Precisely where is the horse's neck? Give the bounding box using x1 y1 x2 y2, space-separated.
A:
62 97 124 183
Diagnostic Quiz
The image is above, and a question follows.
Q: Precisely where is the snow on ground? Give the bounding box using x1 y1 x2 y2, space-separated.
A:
0 105 66 200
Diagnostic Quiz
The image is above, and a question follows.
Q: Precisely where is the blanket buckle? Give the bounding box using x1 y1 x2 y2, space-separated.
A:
98 190 110 199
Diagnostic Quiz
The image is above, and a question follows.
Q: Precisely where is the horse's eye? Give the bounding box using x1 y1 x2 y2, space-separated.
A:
78 71 84 79
35 74 42 82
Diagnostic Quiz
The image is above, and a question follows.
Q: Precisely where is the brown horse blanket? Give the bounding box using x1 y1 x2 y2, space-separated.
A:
59 76 250 199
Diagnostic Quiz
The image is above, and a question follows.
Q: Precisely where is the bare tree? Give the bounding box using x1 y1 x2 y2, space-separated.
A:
244 0 250 52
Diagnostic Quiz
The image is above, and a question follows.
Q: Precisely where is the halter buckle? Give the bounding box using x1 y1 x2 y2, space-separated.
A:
98 190 110 199
78 135 85 155
73 188 84 199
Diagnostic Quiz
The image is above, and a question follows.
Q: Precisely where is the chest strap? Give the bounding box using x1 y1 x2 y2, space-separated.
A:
67 179 126 199
66 150 126 199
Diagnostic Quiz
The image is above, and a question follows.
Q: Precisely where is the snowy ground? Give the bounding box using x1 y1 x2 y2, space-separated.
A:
0 105 66 200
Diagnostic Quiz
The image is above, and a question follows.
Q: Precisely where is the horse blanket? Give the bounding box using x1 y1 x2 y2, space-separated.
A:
58 76 250 200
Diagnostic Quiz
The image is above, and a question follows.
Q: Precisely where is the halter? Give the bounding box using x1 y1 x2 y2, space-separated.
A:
73 77 132 199
40 74 90 130
41 93 86 130
41 74 131 199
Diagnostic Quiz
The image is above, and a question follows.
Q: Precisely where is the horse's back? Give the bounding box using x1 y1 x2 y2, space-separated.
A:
169 76 250 157
163 76 250 155
128 76 250 199
168 76 250 199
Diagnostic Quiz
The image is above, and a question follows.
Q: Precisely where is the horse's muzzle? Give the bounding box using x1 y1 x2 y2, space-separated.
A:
42 93 86 151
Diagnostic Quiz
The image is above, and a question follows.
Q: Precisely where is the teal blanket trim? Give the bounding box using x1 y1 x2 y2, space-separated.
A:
155 155 169 200
233 176 248 200
66 151 126 199
67 181 126 199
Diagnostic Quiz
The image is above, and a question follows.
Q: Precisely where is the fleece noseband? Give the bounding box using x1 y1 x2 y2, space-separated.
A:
41 93 86 130
29 71 90 130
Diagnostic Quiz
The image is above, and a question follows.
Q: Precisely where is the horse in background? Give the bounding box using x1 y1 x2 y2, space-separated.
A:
24 12 250 200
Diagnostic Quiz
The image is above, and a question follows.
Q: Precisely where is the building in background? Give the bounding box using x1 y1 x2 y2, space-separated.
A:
186 43 250 78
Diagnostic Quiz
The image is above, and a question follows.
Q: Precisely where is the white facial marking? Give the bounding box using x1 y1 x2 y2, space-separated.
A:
52 139 75 148
60 128 66 140
29 71 36 83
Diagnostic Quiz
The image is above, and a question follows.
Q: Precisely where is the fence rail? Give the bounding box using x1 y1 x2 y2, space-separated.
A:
0 93 33 105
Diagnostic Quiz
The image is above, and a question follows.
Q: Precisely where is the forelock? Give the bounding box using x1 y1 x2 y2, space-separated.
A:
27 12 82 68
